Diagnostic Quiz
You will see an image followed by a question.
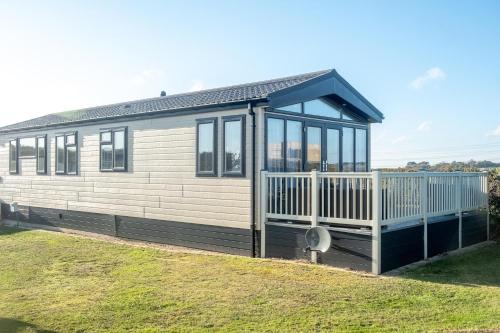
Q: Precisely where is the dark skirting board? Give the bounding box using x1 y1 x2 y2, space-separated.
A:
2 204 252 256
381 224 424 273
427 215 459 258
115 215 252 256
462 210 488 247
265 223 372 272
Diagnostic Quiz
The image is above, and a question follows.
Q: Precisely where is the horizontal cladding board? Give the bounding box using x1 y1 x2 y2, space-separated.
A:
117 231 250 256
67 200 145 212
20 192 78 201
93 187 179 196
77 196 160 209
30 179 92 186
117 224 251 250
78 191 160 202
93 182 167 190
69 205 146 218
83 176 150 184
144 212 248 229
81 172 150 178
118 216 251 235
144 207 248 222
31 184 94 192
159 196 249 207
131 153 194 161
158 202 248 215
133 142 195 150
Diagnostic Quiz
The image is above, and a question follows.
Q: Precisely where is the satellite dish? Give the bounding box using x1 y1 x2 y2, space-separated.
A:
305 226 331 253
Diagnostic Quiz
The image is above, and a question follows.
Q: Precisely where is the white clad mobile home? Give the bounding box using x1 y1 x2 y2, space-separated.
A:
0 69 489 274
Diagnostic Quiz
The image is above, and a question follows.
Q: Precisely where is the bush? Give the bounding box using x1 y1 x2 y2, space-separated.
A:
488 169 500 240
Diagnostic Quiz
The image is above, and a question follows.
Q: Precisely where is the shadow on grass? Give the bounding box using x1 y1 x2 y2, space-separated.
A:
0 318 57 333
401 242 500 288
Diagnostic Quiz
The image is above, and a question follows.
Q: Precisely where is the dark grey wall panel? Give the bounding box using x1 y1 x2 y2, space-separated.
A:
381 224 424 273
319 231 372 272
28 206 116 236
427 216 459 257
462 211 487 247
9 205 252 256
116 216 252 256
265 225 310 260
265 223 372 271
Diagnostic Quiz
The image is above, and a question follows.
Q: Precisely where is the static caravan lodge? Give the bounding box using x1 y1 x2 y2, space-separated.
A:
0 69 489 274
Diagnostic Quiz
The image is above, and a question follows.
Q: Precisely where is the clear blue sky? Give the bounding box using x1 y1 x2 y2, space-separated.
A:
1 0 499 167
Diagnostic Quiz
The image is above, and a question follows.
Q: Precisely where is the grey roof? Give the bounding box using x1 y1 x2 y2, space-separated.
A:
0 69 332 133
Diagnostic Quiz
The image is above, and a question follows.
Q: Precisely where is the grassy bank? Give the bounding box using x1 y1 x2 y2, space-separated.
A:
0 226 498 332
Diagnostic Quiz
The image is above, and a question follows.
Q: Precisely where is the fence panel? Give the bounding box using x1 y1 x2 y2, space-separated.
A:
262 171 488 227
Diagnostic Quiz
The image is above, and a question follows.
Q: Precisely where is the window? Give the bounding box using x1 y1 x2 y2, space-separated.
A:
100 128 127 171
342 127 354 172
355 129 367 171
304 99 341 118
9 139 18 174
222 115 245 176
56 136 65 173
36 136 47 174
342 112 353 121
56 132 78 175
266 117 305 172
267 118 285 172
19 137 36 158
306 126 321 171
286 120 302 172
196 118 217 176
276 103 301 113
326 128 340 172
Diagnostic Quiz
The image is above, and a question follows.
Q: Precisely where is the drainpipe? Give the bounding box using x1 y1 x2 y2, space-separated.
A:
248 102 256 257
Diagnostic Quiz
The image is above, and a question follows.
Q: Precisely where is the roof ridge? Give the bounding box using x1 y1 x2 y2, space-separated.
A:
49 69 332 116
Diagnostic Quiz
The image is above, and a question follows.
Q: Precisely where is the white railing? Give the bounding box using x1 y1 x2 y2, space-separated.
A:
261 171 488 227
260 170 488 274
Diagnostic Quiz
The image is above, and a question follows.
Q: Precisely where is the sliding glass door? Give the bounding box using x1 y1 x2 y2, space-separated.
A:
266 116 366 172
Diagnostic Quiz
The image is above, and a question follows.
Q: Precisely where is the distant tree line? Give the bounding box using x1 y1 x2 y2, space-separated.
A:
379 160 500 172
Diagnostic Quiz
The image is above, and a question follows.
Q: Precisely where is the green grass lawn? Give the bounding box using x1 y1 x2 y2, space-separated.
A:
0 226 499 333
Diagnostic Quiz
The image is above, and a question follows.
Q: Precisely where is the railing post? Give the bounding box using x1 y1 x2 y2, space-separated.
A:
421 172 428 259
485 174 490 241
458 172 463 249
371 171 382 275
260 170 268 258
310 169 319 264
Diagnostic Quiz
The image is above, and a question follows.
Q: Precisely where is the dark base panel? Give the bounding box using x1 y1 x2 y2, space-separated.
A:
265 223 372 272
116 216 252 256
29 206 116 236
2 205 252 256
381 224 424 273
318 230 372 272
462 211 488 247
265 225 310 261
427 216 459 257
